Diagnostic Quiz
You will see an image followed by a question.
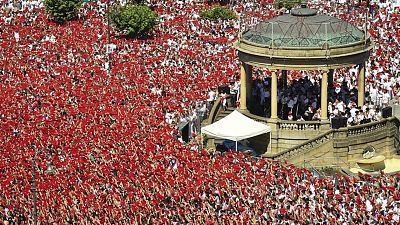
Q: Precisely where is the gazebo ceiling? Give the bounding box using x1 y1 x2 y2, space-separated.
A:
240 6 365 49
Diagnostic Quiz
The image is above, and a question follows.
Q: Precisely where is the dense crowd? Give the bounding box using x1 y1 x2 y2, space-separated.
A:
249 71 387 124
0 0 400 224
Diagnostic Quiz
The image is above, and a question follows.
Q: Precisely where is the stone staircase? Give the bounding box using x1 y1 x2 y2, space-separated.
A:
215 107 235 122
213 107 235 145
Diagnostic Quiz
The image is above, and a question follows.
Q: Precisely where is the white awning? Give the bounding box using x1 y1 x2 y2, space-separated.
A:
201 110 271 141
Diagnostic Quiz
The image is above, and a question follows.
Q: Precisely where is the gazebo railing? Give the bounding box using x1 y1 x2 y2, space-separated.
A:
277 120 322 131
243 112 323 131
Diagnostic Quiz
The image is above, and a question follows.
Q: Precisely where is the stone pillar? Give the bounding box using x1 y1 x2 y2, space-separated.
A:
271 70 278 119
321 70 328 120
240 62 248 111
358 63 365 107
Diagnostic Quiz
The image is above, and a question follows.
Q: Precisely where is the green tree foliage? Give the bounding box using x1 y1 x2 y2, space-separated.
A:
127 0 145 3
109 4 158 38
201 6 236 21
44 0 83 23
275 0 302 10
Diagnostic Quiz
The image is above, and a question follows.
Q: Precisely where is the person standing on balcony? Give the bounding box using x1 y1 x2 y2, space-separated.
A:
207 89 217 110
229 81 239 108
220 91 227 111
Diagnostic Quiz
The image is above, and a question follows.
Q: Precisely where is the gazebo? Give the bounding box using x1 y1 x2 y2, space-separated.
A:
234 4 374 122
203 5 398 165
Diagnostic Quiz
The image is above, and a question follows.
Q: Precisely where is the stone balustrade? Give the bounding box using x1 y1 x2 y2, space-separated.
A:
347 120 387 136
277 121 321 131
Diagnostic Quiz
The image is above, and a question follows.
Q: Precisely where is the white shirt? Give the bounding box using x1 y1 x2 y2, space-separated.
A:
337 102 345 113
366 199 373 212
382 92 391 104
207 91 216 102
14 32 20 42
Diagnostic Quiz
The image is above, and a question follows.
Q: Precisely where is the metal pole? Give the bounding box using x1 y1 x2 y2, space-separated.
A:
271 22 274 49
325 23 328 50
107 0 111 76
200 132 203 150
269 132 272 152
239 11 242 39
364 0 369 46
32 152 38 225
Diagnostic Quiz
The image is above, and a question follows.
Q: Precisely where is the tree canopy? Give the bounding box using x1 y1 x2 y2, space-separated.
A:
44 0 83 23
275 0 302 10
201 6 236 20
109 4 158 38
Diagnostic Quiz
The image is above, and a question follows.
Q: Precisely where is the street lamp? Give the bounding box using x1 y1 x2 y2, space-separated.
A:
31 150 54 225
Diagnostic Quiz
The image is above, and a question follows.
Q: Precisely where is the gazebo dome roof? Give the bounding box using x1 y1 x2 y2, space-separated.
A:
241 5 365 49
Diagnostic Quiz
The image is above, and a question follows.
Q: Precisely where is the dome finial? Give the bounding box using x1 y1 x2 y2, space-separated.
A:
300 1 307 8
291 2 317 17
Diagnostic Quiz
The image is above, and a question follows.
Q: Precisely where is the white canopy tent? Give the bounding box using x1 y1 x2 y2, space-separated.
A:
201 110 272 151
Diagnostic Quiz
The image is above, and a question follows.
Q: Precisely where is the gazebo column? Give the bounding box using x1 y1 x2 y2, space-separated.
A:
358 63 365 107
321 70 328 120
271 70 278 119
240 62 252 111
